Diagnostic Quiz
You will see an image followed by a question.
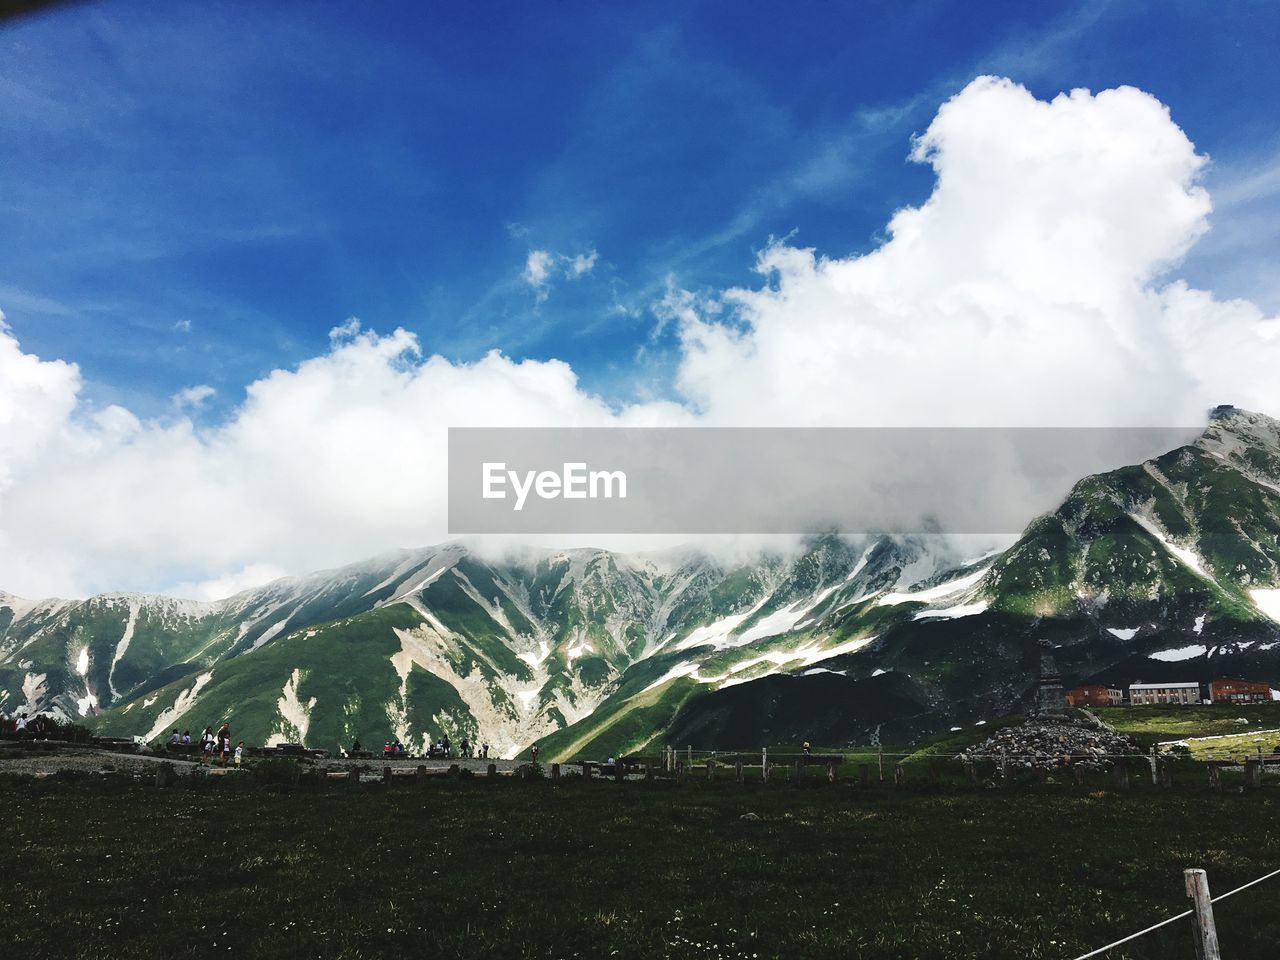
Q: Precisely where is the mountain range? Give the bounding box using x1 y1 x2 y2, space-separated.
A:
3 407 1279 760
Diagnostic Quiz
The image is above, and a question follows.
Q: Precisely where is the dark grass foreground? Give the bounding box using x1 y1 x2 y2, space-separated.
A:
1 773 1277 959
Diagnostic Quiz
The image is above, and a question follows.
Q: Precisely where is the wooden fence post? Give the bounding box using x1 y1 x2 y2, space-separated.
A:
1184 868 1221 960
1113 761 1130 790
999 748 1008 781
487 763 497 779
644 762 653 781
1073 764 1086 787
349 767 360 785
762 761 771 784
1208 762 1221 791
1245 759 1262 790
382 766 393 784
735 761 744 784
416 764 427 784
859 764 872 787
827 763 837 785
893 764 905 787
707 759 715 782
1158 762 1173 789
964 762 977 786
793 759 803 786
551 762 560 782
1148 747 1159 786
676 761 686 785
877 744 884 782
583 763 592 781
615 761 624 783
154 763 173 788
762 747 767 780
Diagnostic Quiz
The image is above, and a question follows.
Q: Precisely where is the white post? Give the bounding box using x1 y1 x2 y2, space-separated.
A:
1184 868 1221 960
1149 746 1158 785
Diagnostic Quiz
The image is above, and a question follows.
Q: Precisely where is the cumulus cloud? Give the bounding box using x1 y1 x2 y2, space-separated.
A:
675 77 1279 427
2 77 1279 598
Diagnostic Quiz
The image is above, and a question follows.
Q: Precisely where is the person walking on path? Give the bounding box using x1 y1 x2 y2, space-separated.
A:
200 726 215 765
217 723 231 766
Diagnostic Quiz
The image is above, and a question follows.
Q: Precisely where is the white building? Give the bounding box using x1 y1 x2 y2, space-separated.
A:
1129 681 1201 705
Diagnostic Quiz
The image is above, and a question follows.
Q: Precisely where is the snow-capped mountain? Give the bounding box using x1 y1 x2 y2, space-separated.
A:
4 408 1279 758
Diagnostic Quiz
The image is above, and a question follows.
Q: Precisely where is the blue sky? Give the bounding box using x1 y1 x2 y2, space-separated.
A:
3 0 1279 419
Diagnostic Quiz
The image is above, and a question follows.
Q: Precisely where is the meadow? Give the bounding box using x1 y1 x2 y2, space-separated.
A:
1 766 1278 960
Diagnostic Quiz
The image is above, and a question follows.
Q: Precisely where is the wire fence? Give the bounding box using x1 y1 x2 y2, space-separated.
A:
1068 865 1280 960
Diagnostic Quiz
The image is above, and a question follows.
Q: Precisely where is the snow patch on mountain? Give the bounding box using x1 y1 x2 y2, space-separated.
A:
1108 627 1140 640
107 600 140 699
21 671 47 713
517 641 552 669
876 566 989 607
145 671 214 741
1250 588 1280 622
267 668 316 746
250 618 293 653
673 608 760 652
1150 644 1208 661
1129 514 1214 581
912 600 989 621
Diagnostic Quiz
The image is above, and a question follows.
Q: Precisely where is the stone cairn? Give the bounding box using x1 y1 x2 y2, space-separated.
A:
956 639 1137 771
957 718 1138 771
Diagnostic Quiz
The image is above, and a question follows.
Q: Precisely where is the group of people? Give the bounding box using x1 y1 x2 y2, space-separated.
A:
356 733 491 760
166 723 243 766
0 712 54 739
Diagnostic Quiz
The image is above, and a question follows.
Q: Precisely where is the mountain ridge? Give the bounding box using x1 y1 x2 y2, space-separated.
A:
4 408 1280 758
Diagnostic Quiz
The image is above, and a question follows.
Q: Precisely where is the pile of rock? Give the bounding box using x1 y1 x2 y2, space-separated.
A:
957 718 1139 770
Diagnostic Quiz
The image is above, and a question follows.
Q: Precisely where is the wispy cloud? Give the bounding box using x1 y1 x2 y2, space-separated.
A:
172 384 215 408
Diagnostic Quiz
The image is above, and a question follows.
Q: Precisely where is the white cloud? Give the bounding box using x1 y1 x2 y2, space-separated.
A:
673 77 1278 427
567 249 599 277
522 247 599 299
166 563 289 602
172 384 216 409
172 319 192 333
2 77 1279 598
522 249 555 293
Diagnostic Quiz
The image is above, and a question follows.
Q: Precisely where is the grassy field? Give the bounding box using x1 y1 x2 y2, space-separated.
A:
1 769 1278 959
1095 703 1280 747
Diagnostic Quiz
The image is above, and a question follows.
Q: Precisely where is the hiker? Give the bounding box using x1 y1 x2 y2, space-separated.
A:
481 743 489 759
181 730 192 745
383 742 392 756
459 737 471 759
234 741 245 766
531 744 539 763
441 734 451 758
15 714 27 738
167 730 181 747
200 726 215 764
802 741 812 757
350 738 362 756
217 723 232 765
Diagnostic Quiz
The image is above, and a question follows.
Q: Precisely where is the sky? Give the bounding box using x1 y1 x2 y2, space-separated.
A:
3 1 1280 598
